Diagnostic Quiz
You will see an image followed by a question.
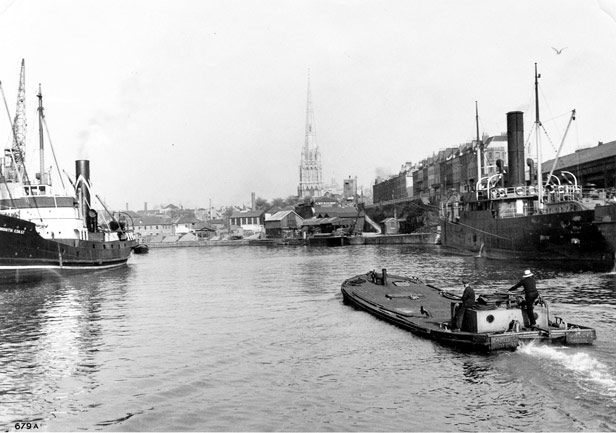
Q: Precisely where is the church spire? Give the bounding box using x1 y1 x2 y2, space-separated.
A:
298 70 324 199
304 69 316 149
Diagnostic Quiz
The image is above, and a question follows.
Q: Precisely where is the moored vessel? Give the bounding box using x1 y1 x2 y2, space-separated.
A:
440 65 613 271
0 60 137 283
341 269 596 352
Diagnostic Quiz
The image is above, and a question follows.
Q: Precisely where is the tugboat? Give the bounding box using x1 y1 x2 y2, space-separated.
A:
132 243 150 254
0 60 137 283
341 269 596 352
440 64 613 271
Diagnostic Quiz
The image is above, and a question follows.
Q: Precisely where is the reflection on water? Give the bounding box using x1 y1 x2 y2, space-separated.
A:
0 246 614 431
0 267 132 425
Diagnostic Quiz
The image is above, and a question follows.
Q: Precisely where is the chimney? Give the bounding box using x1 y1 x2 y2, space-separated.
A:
75 160 96 232
506 111 525 186
251 192 256 211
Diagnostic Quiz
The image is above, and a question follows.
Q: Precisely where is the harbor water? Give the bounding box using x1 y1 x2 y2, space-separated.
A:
1 245 616 431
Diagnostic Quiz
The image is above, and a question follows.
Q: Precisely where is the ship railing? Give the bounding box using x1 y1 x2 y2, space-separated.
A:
543 184 583 203
482 184 585 202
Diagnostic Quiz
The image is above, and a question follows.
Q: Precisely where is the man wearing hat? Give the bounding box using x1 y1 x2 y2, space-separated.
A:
453 280 476 331
508 269 540 327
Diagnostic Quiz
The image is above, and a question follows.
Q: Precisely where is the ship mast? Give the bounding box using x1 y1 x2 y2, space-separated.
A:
475 101 482 182
535 63 543 211
37 84 46 185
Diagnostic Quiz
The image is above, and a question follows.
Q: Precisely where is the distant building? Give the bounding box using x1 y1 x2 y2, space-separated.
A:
173 215 203 235
542 140 616 188
161 204 180 215
194 222 216 240
264 210 303 238
300 206 364 235
313 196 338 207
133 215 175 238
373 168 415 204
229 209 265 234
298 73 324 198
370 134 508 205
343 176 357 201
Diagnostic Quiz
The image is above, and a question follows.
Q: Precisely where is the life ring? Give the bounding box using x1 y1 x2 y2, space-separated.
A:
491 189 498 199
498 188 506 198
558 185 565 193
528 186 536 194
515 186 525 196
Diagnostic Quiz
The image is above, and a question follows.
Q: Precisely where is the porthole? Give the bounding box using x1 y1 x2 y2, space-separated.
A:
486 315 495 323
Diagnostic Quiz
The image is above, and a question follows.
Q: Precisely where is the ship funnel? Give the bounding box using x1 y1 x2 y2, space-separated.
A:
75 160 97 232
506 111 525 186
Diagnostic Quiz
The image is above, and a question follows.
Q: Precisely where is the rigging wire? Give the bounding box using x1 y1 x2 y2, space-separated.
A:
540 123 558 154
41 116 66 191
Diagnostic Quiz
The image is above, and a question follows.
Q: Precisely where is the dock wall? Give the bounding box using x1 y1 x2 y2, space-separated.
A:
362 233 438 245
146 233 438 248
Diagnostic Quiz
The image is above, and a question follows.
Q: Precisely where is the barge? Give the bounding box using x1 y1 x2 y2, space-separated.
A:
341 269 596 352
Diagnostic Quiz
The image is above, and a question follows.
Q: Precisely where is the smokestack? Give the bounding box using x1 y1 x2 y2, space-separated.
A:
75 160 97 232
506 111 525 186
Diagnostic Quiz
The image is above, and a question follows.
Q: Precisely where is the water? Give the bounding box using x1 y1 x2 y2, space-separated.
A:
1 245 615 431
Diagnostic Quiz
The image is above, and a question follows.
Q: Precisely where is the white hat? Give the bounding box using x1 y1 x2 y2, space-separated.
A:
523 270 533 278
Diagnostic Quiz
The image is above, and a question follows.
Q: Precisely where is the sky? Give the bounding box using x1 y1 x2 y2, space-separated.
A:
1 0 616 211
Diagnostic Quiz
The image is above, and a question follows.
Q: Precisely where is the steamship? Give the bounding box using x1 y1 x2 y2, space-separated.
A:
440 65 614 271
0 61 137 283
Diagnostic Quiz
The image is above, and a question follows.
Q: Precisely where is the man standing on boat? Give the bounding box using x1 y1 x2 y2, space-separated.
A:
508 270 539 327
453 280 476 331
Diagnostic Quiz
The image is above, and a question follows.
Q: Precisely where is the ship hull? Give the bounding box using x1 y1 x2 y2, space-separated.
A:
594 204 616 259
441 208 614 271
0 213 136 283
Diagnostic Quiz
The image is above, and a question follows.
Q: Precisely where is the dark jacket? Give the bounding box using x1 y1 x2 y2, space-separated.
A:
509 276 538 296
461 285 476 308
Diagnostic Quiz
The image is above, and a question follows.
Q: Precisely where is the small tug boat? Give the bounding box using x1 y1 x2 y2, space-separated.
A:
132 244 150 254
341 269 596 352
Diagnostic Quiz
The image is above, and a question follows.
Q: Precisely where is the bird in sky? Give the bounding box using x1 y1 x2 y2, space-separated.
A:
552 46 567 54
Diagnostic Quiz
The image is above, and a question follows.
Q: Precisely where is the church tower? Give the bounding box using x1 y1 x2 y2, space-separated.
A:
298 73 324 198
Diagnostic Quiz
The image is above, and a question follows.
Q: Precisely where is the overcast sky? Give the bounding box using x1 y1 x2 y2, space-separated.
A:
1 0 616 210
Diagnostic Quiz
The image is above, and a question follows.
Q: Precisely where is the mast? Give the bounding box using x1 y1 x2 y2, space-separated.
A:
475 101 481 183
535 63 543 211
37 84 46 185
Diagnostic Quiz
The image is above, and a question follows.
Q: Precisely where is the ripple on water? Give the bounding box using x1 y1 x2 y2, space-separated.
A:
0 245 615 431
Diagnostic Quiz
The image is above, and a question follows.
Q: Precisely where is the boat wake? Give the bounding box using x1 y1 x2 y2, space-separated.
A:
518 343 616 399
